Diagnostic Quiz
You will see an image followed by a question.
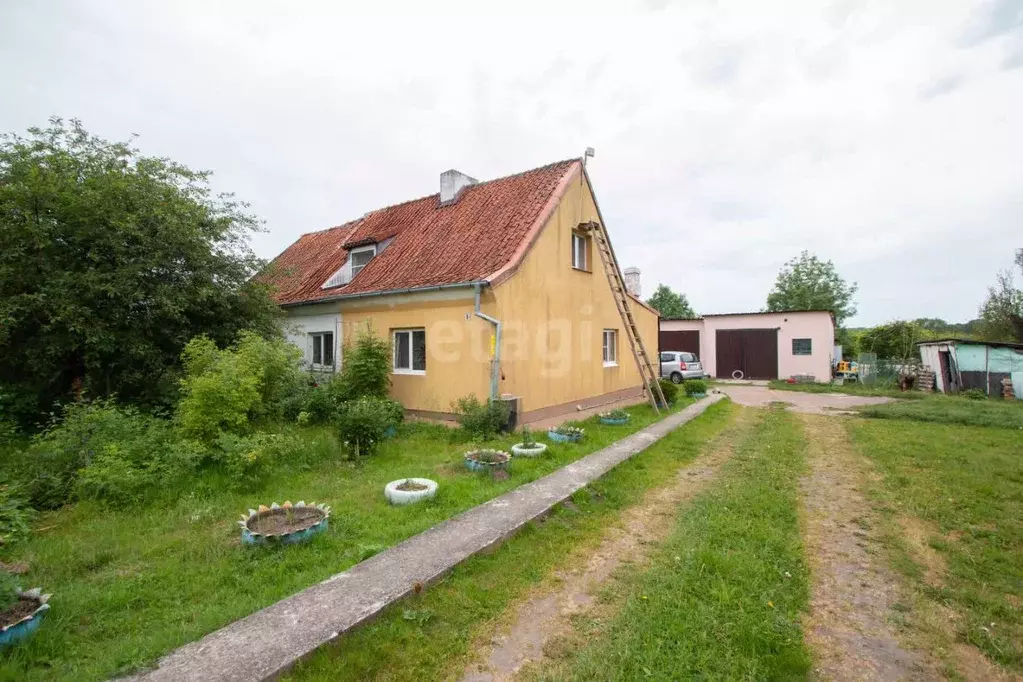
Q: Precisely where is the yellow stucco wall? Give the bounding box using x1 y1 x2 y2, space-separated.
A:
287 169 659 417
490 171 659 414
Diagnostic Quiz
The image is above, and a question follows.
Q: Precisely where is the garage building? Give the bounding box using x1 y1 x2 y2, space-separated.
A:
659 310 835 382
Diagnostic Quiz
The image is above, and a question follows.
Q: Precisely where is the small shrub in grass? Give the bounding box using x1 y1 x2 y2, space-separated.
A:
0 484 31 547
210 432 301 484
336 397 394 457
683 379 707 396
521 427 536 447
301 380 336 424
74 438 203 506
961 388 987 400
599 408 629 421
453 395 510 440
658 378 679 404
336 325 392 402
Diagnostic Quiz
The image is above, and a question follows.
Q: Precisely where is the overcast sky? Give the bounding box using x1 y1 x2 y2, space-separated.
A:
2 1 1021 326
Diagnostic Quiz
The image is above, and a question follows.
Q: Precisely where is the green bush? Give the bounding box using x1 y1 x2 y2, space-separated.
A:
301 379 336 424
336 397 395 457
177 332 306 442
453 395 510 440
0 570 19 612
24 399 177 509
74 438 202 507
209 432 296 484
336 325 391 402
381 398 405 428
0 484 31 547
658 379 679 404
961 388 987 401
683 379 708 396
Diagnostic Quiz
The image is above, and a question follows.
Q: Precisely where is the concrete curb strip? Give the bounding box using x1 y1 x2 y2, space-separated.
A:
125 395 725 681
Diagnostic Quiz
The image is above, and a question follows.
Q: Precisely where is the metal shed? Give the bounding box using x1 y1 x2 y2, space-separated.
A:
917 338 1023 397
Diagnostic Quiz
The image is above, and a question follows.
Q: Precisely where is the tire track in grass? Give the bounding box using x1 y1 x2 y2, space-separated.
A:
798 414 936 681
458 408 759 682
526 405 812 681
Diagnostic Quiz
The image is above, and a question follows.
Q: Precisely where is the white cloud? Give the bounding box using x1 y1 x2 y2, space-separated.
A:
1 0 1020 325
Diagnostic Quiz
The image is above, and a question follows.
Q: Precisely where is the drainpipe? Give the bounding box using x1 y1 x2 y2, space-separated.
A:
474 283 502 400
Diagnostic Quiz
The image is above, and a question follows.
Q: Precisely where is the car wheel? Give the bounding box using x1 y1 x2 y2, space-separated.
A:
671 372 683 384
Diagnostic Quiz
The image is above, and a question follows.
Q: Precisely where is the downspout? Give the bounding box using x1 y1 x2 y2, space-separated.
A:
474 283 502 400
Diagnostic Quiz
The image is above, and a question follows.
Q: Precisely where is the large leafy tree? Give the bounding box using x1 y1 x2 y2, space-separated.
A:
0 118 280 426
646 284 696 319
766 251 858 327
978 249 1023 342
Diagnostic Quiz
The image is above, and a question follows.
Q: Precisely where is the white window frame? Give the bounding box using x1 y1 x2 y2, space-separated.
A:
348 245 377 279
602 329 618 367
572 233 588 271
310 331 335 370
392 328 426 375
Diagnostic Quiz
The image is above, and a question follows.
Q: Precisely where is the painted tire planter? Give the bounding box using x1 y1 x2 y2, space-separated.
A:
0 589 50 650
599 416 630 425
547 430 582 443
688 392 707 399
510 442 547 457
464 450 510 472
383 425 398 439
384 478 438 505
239 501 330 545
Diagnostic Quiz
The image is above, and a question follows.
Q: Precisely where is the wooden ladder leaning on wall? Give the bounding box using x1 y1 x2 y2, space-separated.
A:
579 220 668 413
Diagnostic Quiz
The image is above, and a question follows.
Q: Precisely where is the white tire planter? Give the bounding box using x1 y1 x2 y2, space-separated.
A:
510 442 548 457
384 478 438 506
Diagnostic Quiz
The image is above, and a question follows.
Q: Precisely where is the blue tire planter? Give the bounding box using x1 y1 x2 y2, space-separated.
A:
547 430 582 443
687 392 707 399
0 589 50 650
239 501 330 546
383 425 398 438
599 416 629 425
464 450 510 472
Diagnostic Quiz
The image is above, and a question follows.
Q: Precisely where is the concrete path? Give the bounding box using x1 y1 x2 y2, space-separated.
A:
127 395 725 682
716 384 892 415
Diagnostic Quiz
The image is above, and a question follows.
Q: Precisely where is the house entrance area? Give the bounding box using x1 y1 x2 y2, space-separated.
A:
715 328 779 380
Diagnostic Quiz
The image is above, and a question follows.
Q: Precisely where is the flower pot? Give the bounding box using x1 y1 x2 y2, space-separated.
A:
599 416 630 425
464 450 510 472
383 425 398 438
239 501 330 545
384 478 438 505
687 392 707 399
510 442 547 457
547 430 582 443
0 589 50 650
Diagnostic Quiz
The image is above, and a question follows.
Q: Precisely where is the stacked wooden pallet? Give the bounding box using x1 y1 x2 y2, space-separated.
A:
917 368 936 392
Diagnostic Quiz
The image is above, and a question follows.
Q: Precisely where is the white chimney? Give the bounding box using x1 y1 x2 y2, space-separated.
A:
624 267 641 298
439 169 478 205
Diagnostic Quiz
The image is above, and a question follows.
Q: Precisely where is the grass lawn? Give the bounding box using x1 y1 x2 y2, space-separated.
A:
0 398 693 681
849 417 1023 673
857 394 1023 429
530 405 812 680
767 379 926 400
284 400 737 681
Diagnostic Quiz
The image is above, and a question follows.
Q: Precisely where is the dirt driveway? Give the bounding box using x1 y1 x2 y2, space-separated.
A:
716 384 893 415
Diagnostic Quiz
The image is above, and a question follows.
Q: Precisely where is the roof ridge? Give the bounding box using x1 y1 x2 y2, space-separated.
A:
300 158 583 237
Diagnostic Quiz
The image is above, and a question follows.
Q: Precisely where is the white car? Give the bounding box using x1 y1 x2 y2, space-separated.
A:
659 351 705 384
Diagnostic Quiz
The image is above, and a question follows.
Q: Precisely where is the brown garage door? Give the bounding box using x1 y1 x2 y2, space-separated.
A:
715 329 778 380
659 330 700 357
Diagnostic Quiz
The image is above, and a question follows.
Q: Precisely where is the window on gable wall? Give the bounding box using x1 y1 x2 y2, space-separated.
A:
310 332 334 368
572 232 589 271
602 329 618 366
393 329 426 374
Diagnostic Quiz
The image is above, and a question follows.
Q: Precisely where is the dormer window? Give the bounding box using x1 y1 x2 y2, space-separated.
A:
349 245 376 278
321 244 377 289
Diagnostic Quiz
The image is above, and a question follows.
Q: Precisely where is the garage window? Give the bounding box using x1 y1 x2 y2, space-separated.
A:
310 332 334 369
602 329 618 367
792 338 812 356
393 329 426 374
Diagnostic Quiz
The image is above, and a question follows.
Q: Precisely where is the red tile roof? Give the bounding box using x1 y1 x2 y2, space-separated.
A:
261 159 582 306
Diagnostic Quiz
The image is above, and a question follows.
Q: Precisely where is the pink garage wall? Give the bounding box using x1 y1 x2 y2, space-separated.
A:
660 311 835 382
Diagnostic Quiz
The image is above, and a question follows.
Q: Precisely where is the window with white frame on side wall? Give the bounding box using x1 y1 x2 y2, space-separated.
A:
602 329 618 367
393 328 426 374
792 338 812 356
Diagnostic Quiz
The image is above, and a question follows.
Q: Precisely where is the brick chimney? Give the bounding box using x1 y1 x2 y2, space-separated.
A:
439 169 477 205
624 267 641 298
